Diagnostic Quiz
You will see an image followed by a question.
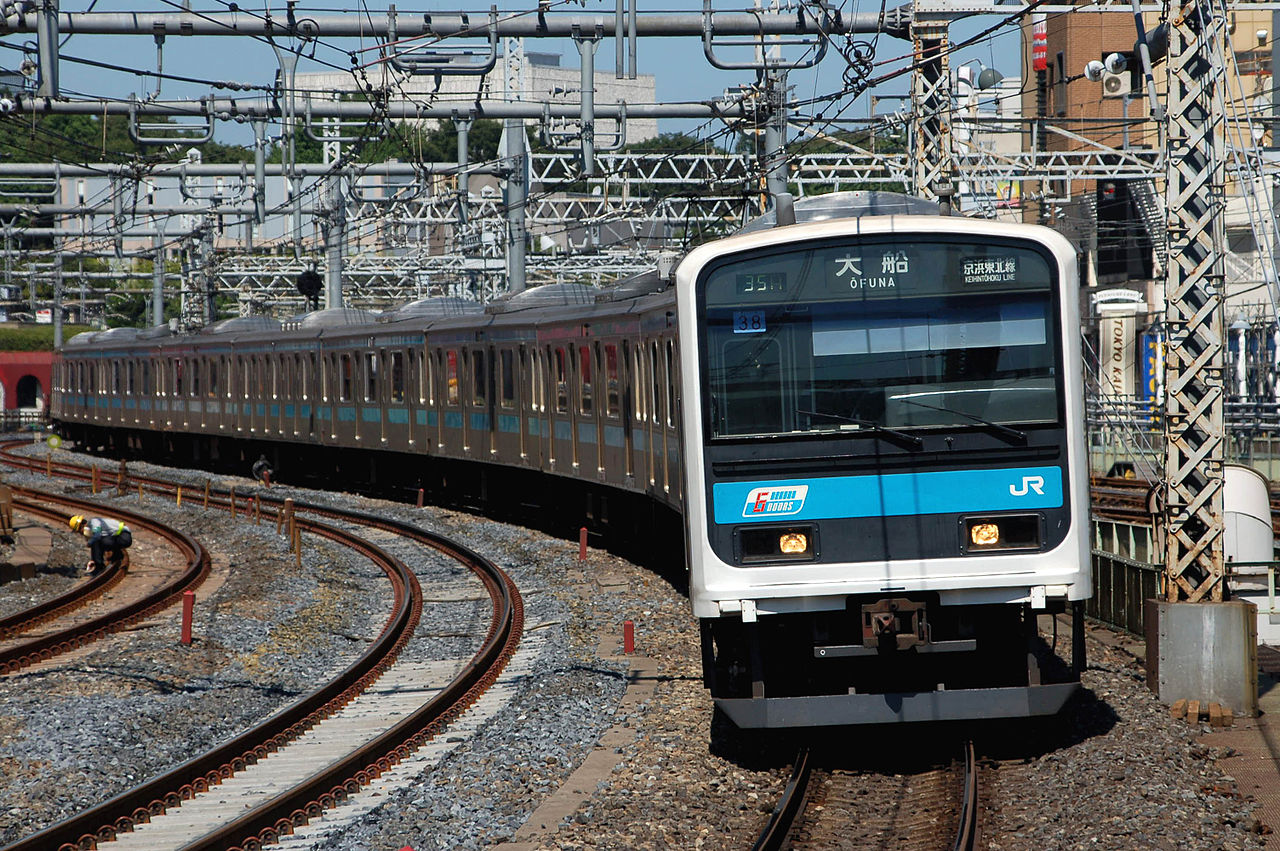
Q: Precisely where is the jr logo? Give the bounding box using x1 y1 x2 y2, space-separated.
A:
1009 476 1046 497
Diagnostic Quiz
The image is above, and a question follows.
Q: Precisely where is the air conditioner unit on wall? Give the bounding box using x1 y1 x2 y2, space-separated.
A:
1102 70 1132 97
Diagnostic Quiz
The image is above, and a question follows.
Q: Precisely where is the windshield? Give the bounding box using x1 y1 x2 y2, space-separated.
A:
699 236 1061 439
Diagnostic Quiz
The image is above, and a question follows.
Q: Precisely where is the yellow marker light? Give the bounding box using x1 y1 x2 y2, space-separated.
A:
779 533 809 554
970 523 1000 547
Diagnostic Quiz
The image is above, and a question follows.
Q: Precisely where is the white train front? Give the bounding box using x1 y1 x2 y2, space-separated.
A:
676 203 1090 727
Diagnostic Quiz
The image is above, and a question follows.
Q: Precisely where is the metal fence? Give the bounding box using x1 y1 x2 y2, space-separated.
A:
1088 518 1160 636
0 410 46 432
1088 549 1161 636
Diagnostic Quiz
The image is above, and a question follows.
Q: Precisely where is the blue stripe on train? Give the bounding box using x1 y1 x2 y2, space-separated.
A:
713 466 1064 524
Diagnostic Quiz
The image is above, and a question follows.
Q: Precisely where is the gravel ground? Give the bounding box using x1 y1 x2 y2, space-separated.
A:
0 441 1270 851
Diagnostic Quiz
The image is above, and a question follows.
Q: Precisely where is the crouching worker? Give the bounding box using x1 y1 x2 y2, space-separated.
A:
252 454 274 486
69 514 132 575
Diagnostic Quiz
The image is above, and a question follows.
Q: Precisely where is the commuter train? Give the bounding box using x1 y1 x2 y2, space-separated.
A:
53 192 1090 727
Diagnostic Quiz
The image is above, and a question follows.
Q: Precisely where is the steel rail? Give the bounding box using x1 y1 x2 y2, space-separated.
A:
0 501 122 639
0 444 523 851
0 488 209 675
952 739 980 851
750 746 813 851
4 508 417 851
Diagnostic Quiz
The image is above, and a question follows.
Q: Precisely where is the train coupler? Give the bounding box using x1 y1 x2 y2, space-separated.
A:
812 598 976 658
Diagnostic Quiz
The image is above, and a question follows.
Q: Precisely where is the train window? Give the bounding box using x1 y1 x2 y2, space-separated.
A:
472 350 486 405
111 363 120 394
340 354 353 402
256 358 266 397
364 353 378 402
666 340 677 428
389 351 405 403
320 356 330 402
125 362 135 395
174 359 184 397
446 350 459 405
242 360 251 400
208 360 218 397
271 358 280 399
553 347 568 413
604 344 619 418
190 359 201 397
578 345 593 416
500 350 515 408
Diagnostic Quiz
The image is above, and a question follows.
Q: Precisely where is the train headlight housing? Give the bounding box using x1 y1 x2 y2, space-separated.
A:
970 523 1000 547
778 532 808 554
962 514 1043 552
735 525 818 564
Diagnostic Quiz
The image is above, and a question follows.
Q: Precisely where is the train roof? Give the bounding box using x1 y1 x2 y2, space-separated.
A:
738 191 940 233
379 297 484 323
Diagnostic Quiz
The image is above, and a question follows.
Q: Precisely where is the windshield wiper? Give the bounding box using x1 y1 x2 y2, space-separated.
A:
892 398 1027 444
796 409 923 449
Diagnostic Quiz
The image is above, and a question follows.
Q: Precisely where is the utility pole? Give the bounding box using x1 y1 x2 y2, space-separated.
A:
322 172 345 309
152 228 165 328
763 70 789 200
504 118 527 295
35 0 59 97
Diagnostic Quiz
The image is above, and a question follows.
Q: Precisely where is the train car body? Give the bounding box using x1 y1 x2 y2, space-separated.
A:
53 193 1089 729
679 201 1089 727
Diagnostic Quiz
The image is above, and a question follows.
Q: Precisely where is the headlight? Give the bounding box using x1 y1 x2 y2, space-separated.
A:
963 514 1042 552
779 532 808 554
735 525 818 564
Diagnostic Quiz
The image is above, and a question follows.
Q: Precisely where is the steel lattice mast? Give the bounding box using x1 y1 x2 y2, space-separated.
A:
1162 0 1229 601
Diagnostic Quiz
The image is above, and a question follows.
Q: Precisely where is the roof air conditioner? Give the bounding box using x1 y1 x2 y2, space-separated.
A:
1102 70 1132 98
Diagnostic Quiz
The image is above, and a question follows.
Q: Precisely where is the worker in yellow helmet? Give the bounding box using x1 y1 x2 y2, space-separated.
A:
69 514 132 575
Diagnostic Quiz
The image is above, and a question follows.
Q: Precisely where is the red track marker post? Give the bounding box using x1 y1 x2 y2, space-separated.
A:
623 620 635 654
180 591 195 645
579 527 588 561
417 487 424 508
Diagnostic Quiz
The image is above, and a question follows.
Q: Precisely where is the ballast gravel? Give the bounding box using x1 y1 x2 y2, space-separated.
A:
0 440 1267 851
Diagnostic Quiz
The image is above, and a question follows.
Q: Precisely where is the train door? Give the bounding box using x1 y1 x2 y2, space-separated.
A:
591 345 606 478
516 346 530 462
461 349 473 454
549 345 573 471
494 346 511 459
665 338 680 501
274 354 285 436
444 348 462 454
602 342 621 481
622 341 636 482
648 341 660 490
362 350 379 444
524 346 544 467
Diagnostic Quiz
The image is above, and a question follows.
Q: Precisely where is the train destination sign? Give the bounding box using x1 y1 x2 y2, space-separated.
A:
702 238 1052 307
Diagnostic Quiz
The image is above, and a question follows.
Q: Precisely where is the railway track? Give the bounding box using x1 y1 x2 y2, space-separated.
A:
0 442 524 851
0 488 208 675
754 741 980 851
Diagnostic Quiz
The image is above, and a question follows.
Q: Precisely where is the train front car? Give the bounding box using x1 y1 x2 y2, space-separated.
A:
678 207 1089 728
